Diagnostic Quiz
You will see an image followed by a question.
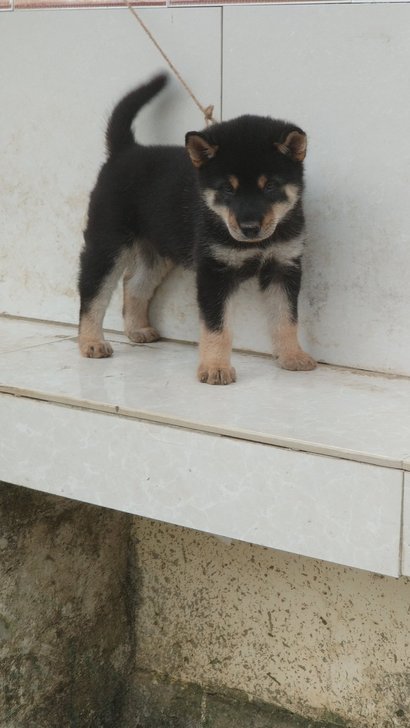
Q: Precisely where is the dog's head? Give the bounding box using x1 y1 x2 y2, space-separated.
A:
185 115 306 243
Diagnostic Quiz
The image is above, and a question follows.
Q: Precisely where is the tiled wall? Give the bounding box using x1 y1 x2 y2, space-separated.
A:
2 4 410 374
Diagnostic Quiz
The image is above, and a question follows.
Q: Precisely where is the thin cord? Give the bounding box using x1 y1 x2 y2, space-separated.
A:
127 3 217 126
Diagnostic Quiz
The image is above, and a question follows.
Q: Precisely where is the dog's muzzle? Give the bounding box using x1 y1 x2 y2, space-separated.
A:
229 219 277 243
239 221 261 239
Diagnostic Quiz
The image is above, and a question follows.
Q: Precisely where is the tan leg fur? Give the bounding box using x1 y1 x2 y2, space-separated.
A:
263 281 316 371
123 255 173 344
276 322 316 371
198 324 236 385
78 253 128 358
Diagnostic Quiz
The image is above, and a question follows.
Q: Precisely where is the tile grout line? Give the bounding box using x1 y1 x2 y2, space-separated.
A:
220 5 224 120
0 337 77 356
401 454 410 470
0 313 77 329
0 386 405 472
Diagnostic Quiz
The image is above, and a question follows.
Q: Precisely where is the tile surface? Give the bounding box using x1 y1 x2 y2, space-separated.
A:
0 317 75 354
1 319 410 468
0 394 402 576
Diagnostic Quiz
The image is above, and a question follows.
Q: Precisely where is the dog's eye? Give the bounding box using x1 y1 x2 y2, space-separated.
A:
220 181 236 196
264 178 284 193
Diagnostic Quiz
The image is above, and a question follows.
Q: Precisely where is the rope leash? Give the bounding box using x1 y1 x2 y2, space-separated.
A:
127 2 217 126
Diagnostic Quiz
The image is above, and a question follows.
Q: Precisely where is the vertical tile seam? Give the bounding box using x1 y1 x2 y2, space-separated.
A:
399 468 405 576
220 5 224 120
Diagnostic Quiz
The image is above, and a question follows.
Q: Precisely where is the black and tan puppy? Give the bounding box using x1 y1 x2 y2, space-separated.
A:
78 73 316 383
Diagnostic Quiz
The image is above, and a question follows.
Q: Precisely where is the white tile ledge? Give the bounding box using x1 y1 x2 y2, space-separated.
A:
0 316 408 577
1 317 410 469
0 383 408 471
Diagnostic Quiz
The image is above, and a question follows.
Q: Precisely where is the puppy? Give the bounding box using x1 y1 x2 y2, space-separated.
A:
78 73 316 384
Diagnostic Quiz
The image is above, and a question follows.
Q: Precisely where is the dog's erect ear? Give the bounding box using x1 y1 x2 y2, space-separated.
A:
185 133 218 168
275 130 307 162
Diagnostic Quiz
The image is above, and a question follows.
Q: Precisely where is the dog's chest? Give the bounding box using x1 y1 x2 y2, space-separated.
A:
209 235 304 273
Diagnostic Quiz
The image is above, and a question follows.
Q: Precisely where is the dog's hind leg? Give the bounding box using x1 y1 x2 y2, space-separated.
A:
78 244 128 358
122 250 173 344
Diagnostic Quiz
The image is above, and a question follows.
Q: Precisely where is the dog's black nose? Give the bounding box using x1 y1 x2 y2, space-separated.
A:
239 222 261 238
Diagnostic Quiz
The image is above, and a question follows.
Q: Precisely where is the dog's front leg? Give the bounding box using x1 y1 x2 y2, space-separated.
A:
198 324 236 385
260 258 316 371
196 260 236 385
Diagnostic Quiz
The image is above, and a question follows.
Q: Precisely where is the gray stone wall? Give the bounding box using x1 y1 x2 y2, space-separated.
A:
0 483 336 728
0 482 133 728
3 483 409 727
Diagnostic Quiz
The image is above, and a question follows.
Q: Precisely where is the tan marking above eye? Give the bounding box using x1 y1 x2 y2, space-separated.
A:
257 175 268 190
228 175 239 191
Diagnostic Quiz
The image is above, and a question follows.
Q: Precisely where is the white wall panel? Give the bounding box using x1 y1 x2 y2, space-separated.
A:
0 7 221 334
223 4 410 374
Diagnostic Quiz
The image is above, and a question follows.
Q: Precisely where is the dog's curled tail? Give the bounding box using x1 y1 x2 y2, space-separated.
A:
105 73 168 158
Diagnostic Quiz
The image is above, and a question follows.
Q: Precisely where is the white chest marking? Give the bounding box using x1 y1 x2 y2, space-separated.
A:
209 234 305 269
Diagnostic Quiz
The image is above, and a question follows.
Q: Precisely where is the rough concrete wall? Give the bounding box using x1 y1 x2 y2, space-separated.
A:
2 484 409 727
123 669 335 728
132 518 410 728
0 482 133 728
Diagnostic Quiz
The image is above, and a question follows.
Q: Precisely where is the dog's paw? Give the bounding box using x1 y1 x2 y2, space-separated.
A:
79 339 113 358
126 327 160 344
279 350 317 371
197 365 237 385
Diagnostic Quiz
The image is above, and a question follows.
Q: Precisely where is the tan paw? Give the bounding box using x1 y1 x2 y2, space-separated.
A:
279 350 317 371
79 339 113 358
197 365 237 385
126 326 160 344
